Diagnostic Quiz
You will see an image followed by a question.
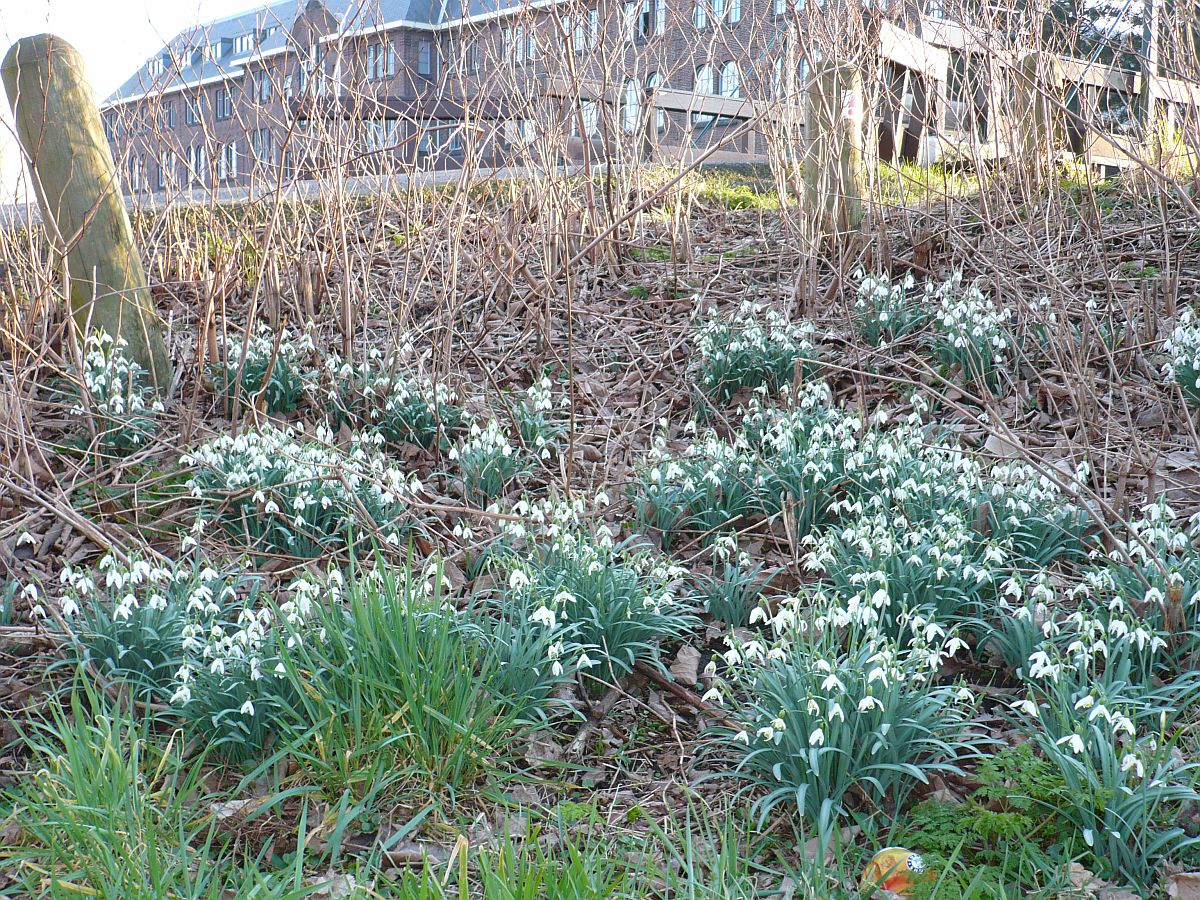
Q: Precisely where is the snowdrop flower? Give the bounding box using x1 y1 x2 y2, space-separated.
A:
1121 753 1145 778
1011 698 1039 717
1056 733 1085 756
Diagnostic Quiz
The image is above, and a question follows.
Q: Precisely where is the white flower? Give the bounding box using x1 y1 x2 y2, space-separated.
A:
1056 733 1085 756
1010 698 1039 717
1121 753 1145 778
808 727 825 747
240 699 256 716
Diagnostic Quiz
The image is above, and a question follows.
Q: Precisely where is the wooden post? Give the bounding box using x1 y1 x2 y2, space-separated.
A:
2 34 171 390
1138 0 1159 135
1015 51 1065 172
803 63 867 236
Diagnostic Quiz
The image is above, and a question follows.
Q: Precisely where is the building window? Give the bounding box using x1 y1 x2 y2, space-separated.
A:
418 39 434 76
366 42 394 80
215 87 232 120
233 33 254 55
693 1 708 29
526 27 537 60
217 141 238 181
284 75 293 99
364 118 399 152
712 0 726 20
446 119 462 153
694 63 714 95
514 25 525 63
729 0 742 22
504 118 534 148
625 2 661 40
418 119 435 154
627 0 663 38
502 27 511 63
583 100 599 135
253 127 275 164
185 99 199 126
622 78 640 132
647 71 666 131
775 0 787 12
720 61 740 98
255 70 272 102
128 156 142 192
926 0 946 17
188 144 208 184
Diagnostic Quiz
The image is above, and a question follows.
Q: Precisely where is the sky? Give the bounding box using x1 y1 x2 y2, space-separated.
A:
0 0 256 202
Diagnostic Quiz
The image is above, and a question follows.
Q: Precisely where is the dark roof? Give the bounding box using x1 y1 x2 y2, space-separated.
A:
102 0 522 105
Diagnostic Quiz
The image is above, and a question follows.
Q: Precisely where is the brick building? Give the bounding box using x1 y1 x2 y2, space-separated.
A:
98 0 965 194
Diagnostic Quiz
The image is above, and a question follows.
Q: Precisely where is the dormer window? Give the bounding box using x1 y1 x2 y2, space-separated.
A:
147 55 166 77
233 33 254 55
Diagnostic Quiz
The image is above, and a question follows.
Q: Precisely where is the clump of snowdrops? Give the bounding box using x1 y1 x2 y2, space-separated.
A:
183 423 422 557
852 268 928 347
480 493 697 682
1164 308 1200 407
72 331 163 452
209 325 314 413
928 271 1013 393
321 347 467 449
56 551 336 758
694 300 819 403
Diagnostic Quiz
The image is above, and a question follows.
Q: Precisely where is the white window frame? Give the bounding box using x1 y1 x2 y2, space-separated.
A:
720 61 740 98
418 39 434 76
647 72 666 131
622 78 641 132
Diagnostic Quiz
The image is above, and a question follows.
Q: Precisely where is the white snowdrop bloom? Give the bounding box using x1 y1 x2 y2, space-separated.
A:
808 727 825 747
1056 733 1085 756
1121 753 1145 778
240 700 256 717
820 673 844 692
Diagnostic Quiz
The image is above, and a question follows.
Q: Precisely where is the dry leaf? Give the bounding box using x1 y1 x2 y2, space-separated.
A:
669 645 701 686
1168 873 1200 899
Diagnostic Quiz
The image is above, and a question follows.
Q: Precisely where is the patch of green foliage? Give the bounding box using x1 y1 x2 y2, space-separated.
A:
895 744 1078 896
